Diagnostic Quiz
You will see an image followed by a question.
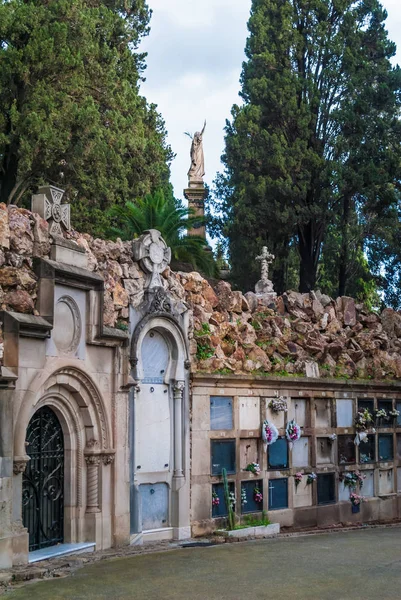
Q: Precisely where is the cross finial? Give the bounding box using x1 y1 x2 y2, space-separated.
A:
32 185 71 236
256 246 275 283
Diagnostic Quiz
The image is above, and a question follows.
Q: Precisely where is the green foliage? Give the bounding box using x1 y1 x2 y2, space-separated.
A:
235 511 271 529
212 0 401 297
194 323 211 337
107 189 215 275
0 0 172 236
222 468 236 531
196 341 214 361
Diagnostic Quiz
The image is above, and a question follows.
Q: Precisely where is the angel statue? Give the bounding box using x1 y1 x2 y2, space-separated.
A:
185 120 206 184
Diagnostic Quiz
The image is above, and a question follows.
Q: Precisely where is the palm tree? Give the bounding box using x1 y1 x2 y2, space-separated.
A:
107 189 215 275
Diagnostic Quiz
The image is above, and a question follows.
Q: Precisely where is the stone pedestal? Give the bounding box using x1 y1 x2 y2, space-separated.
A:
184 183 207 239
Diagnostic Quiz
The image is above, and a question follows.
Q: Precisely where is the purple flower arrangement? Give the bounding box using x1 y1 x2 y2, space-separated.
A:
254 486 263 503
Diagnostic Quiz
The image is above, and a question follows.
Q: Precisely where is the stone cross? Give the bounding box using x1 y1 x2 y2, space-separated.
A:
133 229 172 289
32 185 71 236
256 246 275 283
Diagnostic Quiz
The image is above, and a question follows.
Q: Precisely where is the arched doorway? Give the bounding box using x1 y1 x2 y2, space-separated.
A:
22 407 64 552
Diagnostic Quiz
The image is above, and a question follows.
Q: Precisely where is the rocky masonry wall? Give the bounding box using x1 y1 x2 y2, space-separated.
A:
1 203 401 381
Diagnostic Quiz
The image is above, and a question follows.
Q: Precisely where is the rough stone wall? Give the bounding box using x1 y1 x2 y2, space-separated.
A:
1 203 401 380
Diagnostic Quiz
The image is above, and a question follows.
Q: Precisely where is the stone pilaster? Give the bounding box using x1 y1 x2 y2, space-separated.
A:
173 381 185 479
184 184 207 239
85 455 101 513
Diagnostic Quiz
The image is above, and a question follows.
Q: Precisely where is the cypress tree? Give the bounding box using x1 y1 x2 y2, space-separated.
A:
216 0 401 294
0 0 173 236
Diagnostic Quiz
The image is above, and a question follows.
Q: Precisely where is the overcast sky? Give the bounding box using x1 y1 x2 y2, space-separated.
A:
141 0 401 202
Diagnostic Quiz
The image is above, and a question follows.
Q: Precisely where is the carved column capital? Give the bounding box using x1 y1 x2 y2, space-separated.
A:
84 454 102 466
13 456 30 475
101 451 115 466
173 380 185 393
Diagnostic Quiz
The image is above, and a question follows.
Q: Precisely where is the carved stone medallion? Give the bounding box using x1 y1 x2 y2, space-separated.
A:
132 229 171 289
53 295 82 355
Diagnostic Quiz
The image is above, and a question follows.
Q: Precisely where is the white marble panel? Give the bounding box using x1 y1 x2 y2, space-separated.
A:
336 399 353 427
292 437 309 467
293 479 312 508
363 470 374 498
339 481 350 502
239 396 260 430
378 469 393 495
136 383 171 473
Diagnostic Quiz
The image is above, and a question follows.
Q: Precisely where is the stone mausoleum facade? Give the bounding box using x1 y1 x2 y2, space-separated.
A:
1 188 401 567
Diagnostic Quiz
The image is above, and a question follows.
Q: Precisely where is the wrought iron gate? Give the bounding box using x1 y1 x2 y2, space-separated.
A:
22 406 64 552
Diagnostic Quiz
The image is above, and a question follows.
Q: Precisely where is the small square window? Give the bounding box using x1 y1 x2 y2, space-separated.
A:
212 482 235 518
338 435 356 465
268 437 289 469
359 435 375 463
378 434 393 461
211 440 236 475
358 398 374 414
268 478 288 510
241 480 264 514
210 396 233 430
378 400 393 428
317 473 336 505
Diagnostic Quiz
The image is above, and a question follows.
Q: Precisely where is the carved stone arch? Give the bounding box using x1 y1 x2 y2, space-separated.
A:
14 365 112 461
44 368 111 450
130 314 189 382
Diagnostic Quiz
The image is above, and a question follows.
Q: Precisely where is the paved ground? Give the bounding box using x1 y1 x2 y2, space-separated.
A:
8 529 401 600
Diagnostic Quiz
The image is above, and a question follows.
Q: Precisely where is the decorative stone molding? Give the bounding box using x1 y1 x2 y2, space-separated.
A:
13 456 30 475
149 288 173 314
86 438 99 450
132 229 171 289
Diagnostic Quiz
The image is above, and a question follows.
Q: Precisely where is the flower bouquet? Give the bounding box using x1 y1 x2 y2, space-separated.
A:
350 492 364 506
306 472 317 485
245 462 261 475
286 419 301 448
254 486 263 503
268 397 288 413
355 409 373 432
241 487 247 506
294 472 303 488
262 420 279 446
375 408 389 426
389 409 400 419
342 471 366 490
212 490 220 507
350 492 364 513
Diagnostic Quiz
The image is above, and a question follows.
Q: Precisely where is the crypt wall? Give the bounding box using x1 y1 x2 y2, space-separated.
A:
191 374 401 536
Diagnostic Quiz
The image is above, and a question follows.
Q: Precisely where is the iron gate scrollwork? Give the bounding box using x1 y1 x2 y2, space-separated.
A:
22 406 64 552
